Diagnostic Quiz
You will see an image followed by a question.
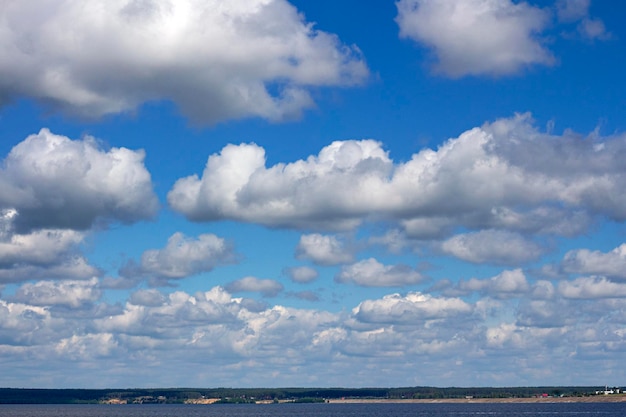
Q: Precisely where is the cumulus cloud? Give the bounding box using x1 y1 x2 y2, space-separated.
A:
458 269 530 298
284 266 319 283
561 244 626 280
97 288 242 337
530 280 556 300
55 333 119 360
0 210 100 283
353 291 472 324
12 278 102 308
168 140 391 230
335 258 424 287
558 276 626 299
441 230 544 265
517 299 572 328
169 114 626 238
120 232 236 285
225 277 284 297
0 0 368 123
0 129 157 232
295 234 354 266
396 0 554 77
0 227 84 267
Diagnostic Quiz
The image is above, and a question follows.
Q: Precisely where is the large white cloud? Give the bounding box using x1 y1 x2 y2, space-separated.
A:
169 114 626 239
352 291 472 324
0 0 368 123
120 232 236 285
335 258 424 287
561 244 626 280
1 129 158 232
168 140 391 230
396 0 554 77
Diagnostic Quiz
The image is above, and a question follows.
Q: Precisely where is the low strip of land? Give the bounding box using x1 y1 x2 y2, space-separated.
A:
329 395 626 404
1 387 624 404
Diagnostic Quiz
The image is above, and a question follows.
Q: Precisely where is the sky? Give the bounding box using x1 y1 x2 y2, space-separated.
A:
1 0 626 389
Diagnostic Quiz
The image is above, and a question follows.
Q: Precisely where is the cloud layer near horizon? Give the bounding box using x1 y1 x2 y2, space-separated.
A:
2 270 625 387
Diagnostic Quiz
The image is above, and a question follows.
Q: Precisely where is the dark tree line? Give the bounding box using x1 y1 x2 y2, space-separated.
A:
0 386 615 404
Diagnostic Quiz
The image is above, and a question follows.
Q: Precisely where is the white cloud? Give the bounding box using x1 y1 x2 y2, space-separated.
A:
55 333 118 360
1 283 626 387
169 114 626 237
0 0 368 123
530 280 556 300
0 259 100 284
97 288 243 337
459 269 530 298
335 258 424 287
284 266 319 283
120 232 236 285
168 140 391 230
516 299 572 328
0 226 84 266
353 291 472 324
485 323 530 349
396 0 554 77
1 129 157 232
295 234 354 266
441 230 544 265
561 244 626 280
0 210 100 283
558 276 626 299
225 277 284 297
12 278 101 308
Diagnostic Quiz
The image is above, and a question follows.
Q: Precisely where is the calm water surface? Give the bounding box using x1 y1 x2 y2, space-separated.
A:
1 403 625 417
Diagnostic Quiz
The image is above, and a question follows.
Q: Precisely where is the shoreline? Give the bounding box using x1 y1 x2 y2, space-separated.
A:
328 395 626 404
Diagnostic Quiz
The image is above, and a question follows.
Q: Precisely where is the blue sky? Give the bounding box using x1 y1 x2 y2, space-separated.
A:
1 0 626 389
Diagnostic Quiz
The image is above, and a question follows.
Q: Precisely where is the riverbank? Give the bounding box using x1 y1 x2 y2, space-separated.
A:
328 394 626 404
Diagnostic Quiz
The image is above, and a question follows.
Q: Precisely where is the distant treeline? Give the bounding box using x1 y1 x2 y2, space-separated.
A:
0 386 612 404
